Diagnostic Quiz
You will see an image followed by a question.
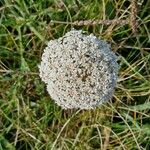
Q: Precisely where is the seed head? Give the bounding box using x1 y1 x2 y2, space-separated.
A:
39 29 119 109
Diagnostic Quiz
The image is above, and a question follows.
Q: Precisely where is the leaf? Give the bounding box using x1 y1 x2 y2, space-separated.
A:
130 102 150 111
0 135 16 150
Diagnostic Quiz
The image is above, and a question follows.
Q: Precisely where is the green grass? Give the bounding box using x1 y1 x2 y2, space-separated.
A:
0 0 150 149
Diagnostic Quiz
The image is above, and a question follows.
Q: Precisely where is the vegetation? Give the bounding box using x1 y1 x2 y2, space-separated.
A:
0 0 150 149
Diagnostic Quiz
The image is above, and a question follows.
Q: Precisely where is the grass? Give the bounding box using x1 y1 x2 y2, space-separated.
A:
0 0 150 149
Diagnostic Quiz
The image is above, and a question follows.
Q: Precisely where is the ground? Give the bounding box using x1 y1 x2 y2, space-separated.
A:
0 0 150 150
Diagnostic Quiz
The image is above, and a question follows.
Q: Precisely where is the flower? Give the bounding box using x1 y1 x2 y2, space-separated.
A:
39 29 119 109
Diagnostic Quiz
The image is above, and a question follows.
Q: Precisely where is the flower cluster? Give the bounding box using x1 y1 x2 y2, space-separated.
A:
39 29 119 109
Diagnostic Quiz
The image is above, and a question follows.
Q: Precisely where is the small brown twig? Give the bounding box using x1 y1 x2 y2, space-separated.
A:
130 0 138 34
50 19 129 26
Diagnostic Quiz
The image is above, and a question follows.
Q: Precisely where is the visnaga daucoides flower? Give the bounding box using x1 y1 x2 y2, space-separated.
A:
39 29 119 109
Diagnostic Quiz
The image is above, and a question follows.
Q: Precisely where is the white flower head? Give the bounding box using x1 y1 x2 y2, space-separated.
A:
39 29 119 109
